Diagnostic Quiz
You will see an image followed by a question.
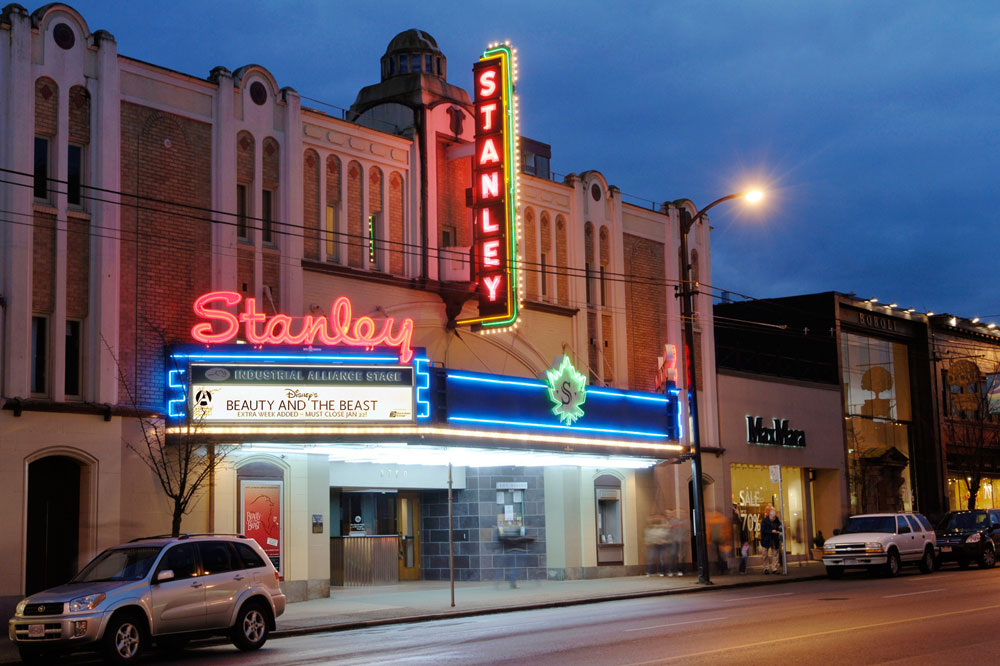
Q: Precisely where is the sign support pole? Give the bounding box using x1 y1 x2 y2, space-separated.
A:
448 462 455 607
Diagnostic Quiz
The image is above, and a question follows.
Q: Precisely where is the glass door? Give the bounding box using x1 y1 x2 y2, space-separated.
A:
397 492 421 581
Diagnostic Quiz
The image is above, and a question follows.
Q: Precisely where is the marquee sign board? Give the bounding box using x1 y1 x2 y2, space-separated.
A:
189 363 415 424
458 43 521 329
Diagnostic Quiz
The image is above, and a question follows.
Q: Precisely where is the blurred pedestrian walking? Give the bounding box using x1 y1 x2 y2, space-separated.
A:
644 514 668 576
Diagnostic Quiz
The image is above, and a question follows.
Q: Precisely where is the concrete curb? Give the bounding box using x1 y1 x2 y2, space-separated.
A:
271 571 827 639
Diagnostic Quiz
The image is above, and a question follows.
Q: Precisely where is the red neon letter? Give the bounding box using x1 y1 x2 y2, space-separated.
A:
239 298 268 344
478 69 497 97
479 102 498 131
483 240 501 267
480 172 499 199
483 275 502 301
192 291 241 343
479 138 500 166
481 208 499 233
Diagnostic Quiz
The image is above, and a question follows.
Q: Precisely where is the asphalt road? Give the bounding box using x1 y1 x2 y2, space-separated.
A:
20 563 1000 665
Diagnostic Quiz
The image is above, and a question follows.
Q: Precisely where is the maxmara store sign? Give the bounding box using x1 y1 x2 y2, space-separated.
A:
189 364 415 424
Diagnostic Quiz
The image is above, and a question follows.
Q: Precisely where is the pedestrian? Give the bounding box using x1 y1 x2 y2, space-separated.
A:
739 527 750 574
644 514 668 576
761 507 783 575
706 510 731 574
666 509 687 576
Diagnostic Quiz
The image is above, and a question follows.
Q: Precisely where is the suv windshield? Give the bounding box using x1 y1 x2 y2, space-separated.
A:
842 516 896 534
937 511 988 532
73 546 163 583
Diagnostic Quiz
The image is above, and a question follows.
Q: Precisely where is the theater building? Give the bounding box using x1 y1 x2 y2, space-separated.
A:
0 5 723 610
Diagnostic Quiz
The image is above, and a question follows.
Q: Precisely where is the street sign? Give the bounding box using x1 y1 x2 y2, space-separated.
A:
769 464 781 483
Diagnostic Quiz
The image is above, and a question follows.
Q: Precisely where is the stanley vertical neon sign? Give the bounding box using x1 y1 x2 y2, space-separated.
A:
459 43 522 330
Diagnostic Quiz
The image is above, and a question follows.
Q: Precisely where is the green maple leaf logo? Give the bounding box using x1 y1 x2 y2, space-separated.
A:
545 356 587 425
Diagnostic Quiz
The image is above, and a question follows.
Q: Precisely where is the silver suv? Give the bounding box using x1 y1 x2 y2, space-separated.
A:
822 512 938 578
8 534 286 663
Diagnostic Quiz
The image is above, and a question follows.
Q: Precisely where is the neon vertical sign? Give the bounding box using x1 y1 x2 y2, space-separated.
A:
458 43 522 330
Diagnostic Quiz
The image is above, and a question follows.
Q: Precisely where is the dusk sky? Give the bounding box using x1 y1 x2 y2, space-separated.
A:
67 1 999 321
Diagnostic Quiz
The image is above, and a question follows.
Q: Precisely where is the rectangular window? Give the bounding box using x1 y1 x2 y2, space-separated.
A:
262 189 274 244
585 263 592 304
67 144 83 206
399 55 408 74
65 319 82 397
540 252 548 296
326 204 338 263
425 54 433 73
34 137 49 200
368 213 381 268
236 184 249 241
411 54 421 73
31 316 47 394
442 225 456 248
600 266 607 306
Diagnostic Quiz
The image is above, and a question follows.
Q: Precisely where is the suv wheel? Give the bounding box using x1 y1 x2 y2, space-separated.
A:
103 612 146 663
980 545 996 569
918 547 934 574
231 602 269 651
884 549 901 577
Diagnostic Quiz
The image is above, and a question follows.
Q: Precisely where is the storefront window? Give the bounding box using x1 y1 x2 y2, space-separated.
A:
841 332 914 513
948 477 1000 511
730 464 808 557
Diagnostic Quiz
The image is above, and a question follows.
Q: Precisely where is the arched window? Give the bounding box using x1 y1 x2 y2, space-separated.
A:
540 213 552 301
389 171 405 275
303 149 320 260
523 208 537 300
346 161 363 268
555 216 568 306
368 167 384 269
326 155 342 263
235 131 255 242
261 137 280 245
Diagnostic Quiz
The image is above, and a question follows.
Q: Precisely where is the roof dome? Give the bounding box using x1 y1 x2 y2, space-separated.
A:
381 29 446 81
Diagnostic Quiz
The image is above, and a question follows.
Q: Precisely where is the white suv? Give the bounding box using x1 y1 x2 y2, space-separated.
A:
822 513 938 578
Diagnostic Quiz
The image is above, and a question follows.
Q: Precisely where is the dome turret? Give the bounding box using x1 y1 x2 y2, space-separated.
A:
381 29 446 81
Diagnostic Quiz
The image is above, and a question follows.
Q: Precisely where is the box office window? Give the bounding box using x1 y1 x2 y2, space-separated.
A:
595 475 623 565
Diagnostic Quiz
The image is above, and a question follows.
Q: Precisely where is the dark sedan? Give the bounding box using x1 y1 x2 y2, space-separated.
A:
935 509 1000 569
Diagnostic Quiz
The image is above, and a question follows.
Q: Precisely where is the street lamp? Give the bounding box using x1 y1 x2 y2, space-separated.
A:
673 189 763 585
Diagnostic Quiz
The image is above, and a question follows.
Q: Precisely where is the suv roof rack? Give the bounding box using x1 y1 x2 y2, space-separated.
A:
128 533 249 543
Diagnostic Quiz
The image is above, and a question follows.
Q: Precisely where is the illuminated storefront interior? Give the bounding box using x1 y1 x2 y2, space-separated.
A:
730 464 808 557
840 331 914 513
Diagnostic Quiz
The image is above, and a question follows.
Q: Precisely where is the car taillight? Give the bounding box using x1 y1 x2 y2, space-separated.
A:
275 571 280 582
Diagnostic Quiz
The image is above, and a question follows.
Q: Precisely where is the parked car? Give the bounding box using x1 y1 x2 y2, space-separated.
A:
935 509 1000 569
822 512 937 578
8 534 285 664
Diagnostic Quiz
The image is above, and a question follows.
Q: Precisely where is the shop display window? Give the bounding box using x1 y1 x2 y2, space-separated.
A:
840 332 915 513
730 464 807 557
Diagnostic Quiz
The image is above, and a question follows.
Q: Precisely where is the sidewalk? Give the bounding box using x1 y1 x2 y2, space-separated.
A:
1 562 825 663
276 561 825 634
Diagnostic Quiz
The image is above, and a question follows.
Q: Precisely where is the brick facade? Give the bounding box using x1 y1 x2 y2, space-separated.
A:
66 216 89 319
540 212 552 301
68 85 90 146
524 208 537 300
435 138 472 247
389 171 404 275
623 233 666 391
31 212 56 313
119 102 212 408
34 78 58 137
325 155 341 262
555 215 568 306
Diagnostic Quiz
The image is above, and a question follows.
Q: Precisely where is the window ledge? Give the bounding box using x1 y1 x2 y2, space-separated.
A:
33 203 58 216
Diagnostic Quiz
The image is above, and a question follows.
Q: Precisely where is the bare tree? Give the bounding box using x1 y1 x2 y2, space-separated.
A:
105 333 232 536
944 359 1000 510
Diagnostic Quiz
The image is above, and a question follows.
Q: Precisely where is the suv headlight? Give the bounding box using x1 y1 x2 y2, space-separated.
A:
866 543 885 552
15 599 28 616
966 533 982 544
69 593 106 612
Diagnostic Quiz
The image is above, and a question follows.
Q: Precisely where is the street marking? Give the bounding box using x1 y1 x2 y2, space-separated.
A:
624 616 728 632
737 592 794 601
622 602 1000 664
883 588 944 598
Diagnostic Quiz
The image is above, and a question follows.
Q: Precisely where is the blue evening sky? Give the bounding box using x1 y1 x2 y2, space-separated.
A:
64 1 1000 320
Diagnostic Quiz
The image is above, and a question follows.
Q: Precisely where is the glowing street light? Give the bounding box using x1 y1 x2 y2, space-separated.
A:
672 188 764 586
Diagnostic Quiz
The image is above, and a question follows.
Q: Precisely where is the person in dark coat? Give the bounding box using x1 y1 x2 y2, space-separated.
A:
761 507 783 574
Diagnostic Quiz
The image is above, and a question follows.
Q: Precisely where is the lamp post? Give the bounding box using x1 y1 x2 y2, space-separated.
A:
674 190 762 585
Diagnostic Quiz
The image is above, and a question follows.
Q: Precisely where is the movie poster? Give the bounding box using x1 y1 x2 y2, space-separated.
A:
241 480 282 574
